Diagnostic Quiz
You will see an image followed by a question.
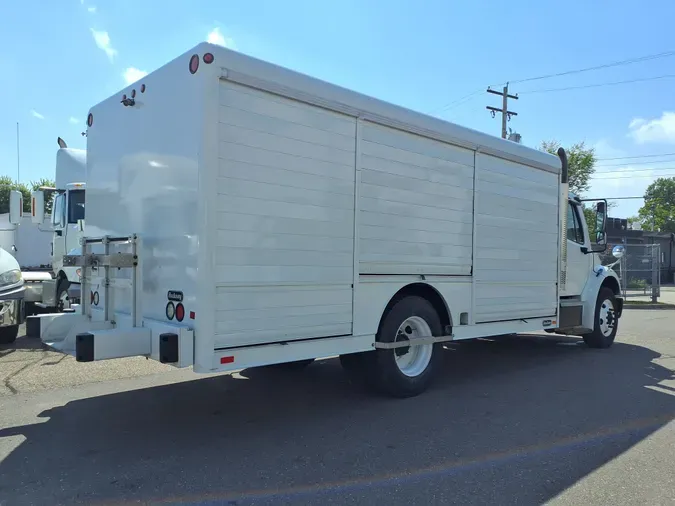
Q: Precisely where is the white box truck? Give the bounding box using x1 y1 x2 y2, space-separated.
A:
29 43 624 397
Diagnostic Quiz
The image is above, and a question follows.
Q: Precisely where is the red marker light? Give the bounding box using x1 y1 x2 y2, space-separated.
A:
122 94 127 101
203 53 214 64
131 89 136 98
175 303 185 322
220 356 234 364
189 311 195 320
140 84 146 93
189 54 199 74
87 113 93 127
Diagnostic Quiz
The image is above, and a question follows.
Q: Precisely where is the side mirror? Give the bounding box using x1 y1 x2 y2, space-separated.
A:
9 190 23 225
612 244 625 259
31 190 45 224
595 201 607 245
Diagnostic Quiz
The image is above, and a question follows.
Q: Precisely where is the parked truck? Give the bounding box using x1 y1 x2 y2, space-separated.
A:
0 209 53 314
24 137 86 313
28 43 624 397
0 193 27 344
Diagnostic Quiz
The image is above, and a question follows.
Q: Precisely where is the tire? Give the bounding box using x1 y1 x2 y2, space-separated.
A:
56 278 70 312
370 295 443 398
0 325 19 345
583 287 619 349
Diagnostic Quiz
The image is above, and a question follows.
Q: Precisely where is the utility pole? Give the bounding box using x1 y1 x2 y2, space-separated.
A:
486 83 518 139
16 122 20 183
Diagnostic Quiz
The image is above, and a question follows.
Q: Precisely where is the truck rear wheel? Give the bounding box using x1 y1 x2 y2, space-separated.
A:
56 278 71 311
0 325 19 345
583 287 618 349
370 296 443 398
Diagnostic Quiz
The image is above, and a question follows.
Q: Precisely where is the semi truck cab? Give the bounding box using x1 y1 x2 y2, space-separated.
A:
30 138 87 310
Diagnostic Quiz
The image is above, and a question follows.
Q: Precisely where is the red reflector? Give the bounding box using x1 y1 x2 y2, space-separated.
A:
220 356 234 364
203 53 214 64
175 303 185 322
140 84 146 93
189 311 195 319
189 54 199 74
87 113 93 127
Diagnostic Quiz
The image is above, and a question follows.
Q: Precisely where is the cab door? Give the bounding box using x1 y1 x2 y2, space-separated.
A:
563 200 592 296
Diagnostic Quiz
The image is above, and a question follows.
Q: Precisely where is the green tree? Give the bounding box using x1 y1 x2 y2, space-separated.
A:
0 176 55 215
637 177 675 232
0 176 31 214
540 140 596 196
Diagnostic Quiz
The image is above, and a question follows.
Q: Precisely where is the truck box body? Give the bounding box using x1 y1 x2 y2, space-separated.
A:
83 43 561 372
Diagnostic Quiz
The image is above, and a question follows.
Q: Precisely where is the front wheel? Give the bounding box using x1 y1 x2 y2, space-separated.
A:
369 296 443 398
56 278 71 312
583 287 619 349
0 325 19 345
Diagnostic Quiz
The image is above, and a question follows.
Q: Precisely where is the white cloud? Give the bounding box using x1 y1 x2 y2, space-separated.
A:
207 27 235 48
69 117 79 124
88 6 96 13
123 67 148 85
31 109 45 120
629 112 675 145
90 29 117 61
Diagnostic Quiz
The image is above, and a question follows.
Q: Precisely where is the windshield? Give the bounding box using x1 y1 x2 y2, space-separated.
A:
68 189 85 223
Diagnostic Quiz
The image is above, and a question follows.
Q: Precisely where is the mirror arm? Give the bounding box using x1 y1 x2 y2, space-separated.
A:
580 244 608 255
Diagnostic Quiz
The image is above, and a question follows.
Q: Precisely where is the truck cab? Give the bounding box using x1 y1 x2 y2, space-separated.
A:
0 188 26 344
555 184 623 342
31 138 86 310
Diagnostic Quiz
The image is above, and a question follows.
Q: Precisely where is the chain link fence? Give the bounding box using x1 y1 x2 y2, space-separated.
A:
614 243 661 302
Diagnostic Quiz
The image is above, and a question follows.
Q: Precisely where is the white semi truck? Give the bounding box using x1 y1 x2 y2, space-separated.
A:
26 138 86 314
0 193 27 344
29 43 624 397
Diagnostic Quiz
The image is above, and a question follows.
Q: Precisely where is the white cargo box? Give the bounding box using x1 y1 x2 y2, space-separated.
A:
44 43 561 373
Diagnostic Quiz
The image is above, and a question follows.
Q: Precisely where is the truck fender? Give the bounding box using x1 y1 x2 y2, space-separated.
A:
580 265 621 330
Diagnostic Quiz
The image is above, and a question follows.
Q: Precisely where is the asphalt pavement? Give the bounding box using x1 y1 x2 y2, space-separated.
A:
0 311 674 505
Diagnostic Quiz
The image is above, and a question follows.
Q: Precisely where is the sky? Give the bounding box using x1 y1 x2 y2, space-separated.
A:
2 0 675 219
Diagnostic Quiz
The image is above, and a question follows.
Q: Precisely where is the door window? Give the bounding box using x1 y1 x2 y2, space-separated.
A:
567 202 584 245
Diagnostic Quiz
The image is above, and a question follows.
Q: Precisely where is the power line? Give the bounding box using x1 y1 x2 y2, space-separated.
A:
592 173 675 179
597 152 675 161
511 50 675 84
596 159 675 168
429 87 492 115
519 74 675 94
595 167 675 175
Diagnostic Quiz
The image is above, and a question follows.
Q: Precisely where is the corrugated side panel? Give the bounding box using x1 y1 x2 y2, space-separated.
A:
215 81 356 348
358 122 474 275
474 153 559 323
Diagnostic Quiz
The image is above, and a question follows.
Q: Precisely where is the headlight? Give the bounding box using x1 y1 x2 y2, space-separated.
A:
0 269 22 287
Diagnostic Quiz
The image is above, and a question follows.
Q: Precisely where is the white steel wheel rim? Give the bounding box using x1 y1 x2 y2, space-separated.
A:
394 316 434 378
598 298 615 337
